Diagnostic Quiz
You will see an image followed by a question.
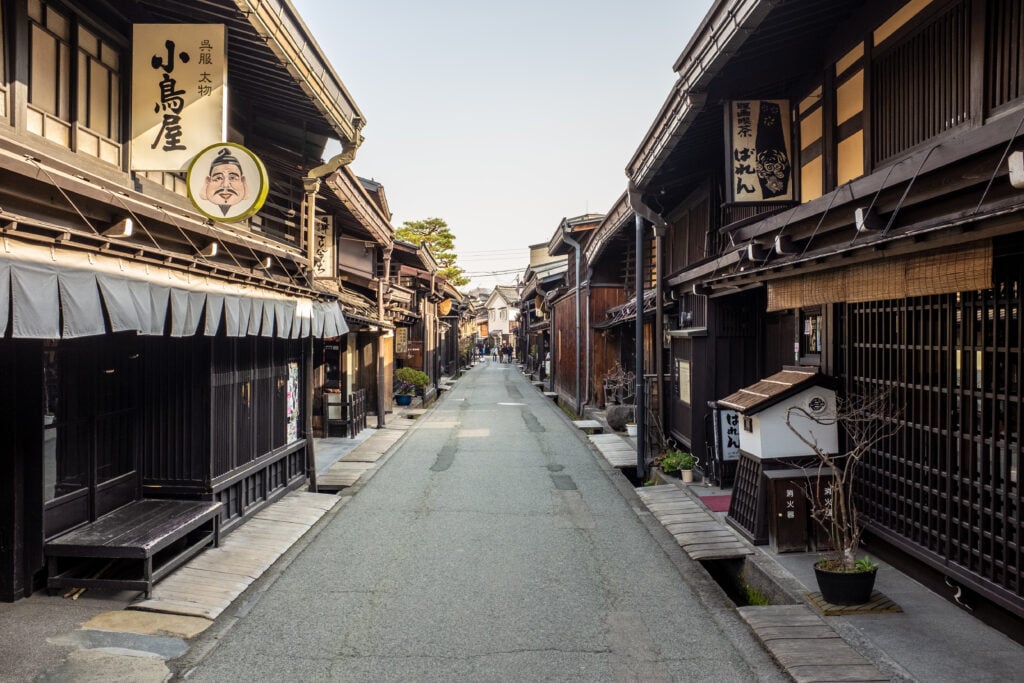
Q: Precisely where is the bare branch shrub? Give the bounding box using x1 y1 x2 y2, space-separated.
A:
786 391 902 571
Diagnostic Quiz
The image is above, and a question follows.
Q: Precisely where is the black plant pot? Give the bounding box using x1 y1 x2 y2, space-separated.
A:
814 564 877 605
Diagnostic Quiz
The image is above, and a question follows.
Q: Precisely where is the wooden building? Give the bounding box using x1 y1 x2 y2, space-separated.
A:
626 0 1024 627
543 214 613 414
322 168 395 431
0 0 366 600
389 240 445 400
518 243 568 378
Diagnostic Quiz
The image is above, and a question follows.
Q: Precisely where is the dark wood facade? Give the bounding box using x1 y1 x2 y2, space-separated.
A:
625 0 1024 627
0 0 364 600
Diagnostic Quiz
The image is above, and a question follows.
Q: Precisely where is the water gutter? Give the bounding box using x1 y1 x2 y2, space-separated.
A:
560 225 583 415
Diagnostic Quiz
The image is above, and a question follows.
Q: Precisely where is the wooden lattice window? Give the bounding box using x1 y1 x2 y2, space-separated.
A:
986 0 1024 112
841 249 1023 615
27 0 122 163
871 1 970 164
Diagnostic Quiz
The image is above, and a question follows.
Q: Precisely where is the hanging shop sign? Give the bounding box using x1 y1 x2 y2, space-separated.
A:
725 99 794 203
131 24 226 171
312 216 337 280
395 327 409 355
186 143 269 222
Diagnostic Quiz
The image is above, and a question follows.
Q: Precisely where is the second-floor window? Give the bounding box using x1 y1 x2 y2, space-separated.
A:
871 1 970 165
28 0 121 164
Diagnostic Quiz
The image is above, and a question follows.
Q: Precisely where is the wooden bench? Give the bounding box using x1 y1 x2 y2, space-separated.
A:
45 499 223 598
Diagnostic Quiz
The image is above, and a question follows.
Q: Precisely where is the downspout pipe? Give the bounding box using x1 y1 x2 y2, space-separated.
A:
377 246 392 428
627 180 667 482
633 213 647 481
560 224 583 415
654 225 666 429
300 139 359 492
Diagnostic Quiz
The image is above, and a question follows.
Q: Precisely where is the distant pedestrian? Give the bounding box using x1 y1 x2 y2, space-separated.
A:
491 346 498 361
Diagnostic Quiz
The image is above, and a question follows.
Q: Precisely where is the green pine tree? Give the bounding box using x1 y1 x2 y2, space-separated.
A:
395 217 469 287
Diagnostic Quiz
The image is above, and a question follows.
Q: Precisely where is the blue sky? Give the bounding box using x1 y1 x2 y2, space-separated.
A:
291 0 714 288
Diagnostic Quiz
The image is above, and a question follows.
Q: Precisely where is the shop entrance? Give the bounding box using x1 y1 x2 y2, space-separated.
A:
42 335 140 539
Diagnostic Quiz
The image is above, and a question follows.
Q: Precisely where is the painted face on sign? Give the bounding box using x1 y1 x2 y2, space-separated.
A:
200 148 248 215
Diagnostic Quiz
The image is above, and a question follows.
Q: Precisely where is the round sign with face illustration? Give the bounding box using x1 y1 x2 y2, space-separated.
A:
186 142 269 222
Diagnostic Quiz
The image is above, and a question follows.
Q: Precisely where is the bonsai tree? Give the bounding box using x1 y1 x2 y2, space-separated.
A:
785 391 901 573
395 367 429 396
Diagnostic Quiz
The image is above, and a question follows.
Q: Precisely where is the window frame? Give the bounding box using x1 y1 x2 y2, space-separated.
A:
25 0 124 166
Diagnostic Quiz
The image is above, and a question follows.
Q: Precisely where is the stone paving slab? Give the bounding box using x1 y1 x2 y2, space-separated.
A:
587 433 637 468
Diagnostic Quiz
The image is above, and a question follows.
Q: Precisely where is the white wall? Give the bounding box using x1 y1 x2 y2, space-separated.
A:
739 389 838 459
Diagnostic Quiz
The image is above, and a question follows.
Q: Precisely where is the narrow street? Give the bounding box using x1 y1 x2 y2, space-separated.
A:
175 362 784 682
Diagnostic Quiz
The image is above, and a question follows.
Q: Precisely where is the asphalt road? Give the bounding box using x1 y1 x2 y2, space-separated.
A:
176 361 784 682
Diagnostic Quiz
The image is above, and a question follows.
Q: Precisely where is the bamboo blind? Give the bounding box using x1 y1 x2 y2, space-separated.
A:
767 242 992 311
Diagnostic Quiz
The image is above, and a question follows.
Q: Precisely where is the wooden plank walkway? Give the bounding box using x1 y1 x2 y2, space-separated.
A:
635 485 753 560
320 419 411 488
318 462 375 490
737 605 888 682
129 491 343 620
587 433 636 468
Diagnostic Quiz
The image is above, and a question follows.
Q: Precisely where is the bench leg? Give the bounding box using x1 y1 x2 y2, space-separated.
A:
47 557 59 596
144 557 153 599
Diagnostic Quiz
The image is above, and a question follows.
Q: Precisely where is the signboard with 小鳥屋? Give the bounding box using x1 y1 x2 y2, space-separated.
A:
131 24 226 172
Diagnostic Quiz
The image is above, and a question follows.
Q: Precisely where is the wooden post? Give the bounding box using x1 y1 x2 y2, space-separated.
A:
305 334 318 492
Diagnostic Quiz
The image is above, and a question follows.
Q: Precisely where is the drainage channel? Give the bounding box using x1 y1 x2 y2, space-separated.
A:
700 557 800 608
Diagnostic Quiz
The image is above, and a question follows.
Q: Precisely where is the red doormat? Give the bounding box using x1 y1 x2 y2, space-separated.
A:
699 494 732 512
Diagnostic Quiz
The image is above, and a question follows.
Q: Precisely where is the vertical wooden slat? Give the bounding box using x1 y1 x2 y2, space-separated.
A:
1015 279 1023 593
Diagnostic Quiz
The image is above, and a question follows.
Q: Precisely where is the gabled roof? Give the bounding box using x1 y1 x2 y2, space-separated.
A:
326 166 393 246
717 369 827 414
547 214 606 257
627 0 862 194
393 239 438 272
359 177 391 220
584 192 634 267
486 285 519 308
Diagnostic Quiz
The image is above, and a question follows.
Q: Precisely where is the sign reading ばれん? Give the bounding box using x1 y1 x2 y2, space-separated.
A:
131 24 226 171
726 99 794 203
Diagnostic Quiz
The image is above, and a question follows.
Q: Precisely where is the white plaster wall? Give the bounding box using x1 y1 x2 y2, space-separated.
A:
739 388 838 459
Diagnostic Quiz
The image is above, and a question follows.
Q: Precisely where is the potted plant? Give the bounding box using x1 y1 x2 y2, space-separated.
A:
395 367 429 406
660 450 697 483
785 391 900 605
624 422 637 437
393 380 415 406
